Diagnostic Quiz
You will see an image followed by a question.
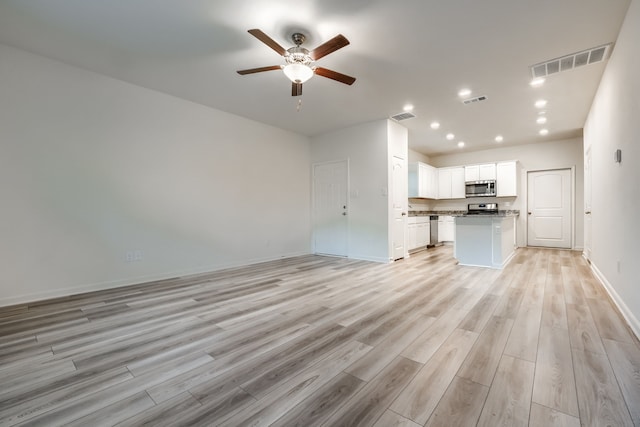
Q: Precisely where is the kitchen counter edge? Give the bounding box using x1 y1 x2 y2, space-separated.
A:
408 210 520 217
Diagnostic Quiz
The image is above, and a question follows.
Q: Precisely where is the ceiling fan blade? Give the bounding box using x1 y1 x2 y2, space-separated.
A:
247 29 286 56
309 34 350 60
314 67 356 85
292 82 303 97
237 65 281 75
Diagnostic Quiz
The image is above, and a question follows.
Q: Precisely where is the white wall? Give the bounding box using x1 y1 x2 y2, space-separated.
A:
0 44 311 307
311 120 392 262
584 0 640 335
423 137 584 248
408 148 430 164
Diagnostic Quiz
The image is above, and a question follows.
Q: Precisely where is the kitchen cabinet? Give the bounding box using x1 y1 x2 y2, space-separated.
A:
407 216 430 251
438 167 465 199
465 163 497 182
438 215 455 242
496 161 518 197
408 162 437 199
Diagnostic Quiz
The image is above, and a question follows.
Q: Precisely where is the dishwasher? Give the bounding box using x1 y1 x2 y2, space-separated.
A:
427 215 442 247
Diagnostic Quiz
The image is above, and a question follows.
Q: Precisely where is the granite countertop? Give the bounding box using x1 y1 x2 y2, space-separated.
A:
409 210 520 217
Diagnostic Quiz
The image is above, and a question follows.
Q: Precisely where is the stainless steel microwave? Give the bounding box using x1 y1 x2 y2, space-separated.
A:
465 180 496 197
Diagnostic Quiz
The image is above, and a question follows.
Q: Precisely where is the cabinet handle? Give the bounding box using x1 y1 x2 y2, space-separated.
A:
528 212 532 215
401 212 407 216
585 211 591 215
342 212 347 216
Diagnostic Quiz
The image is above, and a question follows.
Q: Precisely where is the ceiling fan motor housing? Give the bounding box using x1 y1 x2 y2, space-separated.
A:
285 46 313 69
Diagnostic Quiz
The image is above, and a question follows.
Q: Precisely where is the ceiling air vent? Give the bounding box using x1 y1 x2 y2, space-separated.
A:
530 43 612 78
391 112 416 121
462 95 488 105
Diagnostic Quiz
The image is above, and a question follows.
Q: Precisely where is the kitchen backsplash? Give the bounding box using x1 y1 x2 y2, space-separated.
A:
409 197 516 212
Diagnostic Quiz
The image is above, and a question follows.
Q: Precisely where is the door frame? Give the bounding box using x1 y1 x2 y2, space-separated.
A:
583 147 592 262
525 166 576 249
311 159 350 256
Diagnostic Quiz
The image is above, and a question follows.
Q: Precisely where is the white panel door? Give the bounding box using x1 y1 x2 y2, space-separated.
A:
527 169 571 248
391 155 407 260
313 161 348 256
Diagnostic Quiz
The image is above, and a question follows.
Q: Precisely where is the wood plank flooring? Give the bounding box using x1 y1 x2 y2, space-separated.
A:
1 246 639 426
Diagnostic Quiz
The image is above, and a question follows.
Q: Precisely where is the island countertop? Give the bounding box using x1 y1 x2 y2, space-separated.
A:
409 210 519 217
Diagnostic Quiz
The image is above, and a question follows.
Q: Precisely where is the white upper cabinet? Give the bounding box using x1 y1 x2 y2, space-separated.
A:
465 163 496 181
438 166 465 199
479 163 497 180
464 165 479 182
451 167 466 198
408 162 437 199
496 161 518 197
438 168 452 199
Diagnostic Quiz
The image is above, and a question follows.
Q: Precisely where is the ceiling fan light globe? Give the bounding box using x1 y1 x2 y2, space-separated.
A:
283 63 314 83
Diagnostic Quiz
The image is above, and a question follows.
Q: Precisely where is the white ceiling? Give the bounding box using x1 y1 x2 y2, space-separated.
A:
0 0 631 155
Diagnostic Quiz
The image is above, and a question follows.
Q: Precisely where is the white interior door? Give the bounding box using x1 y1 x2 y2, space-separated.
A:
313 160 348 257
391 155 407 260
584 147 592 260
527 169 572 248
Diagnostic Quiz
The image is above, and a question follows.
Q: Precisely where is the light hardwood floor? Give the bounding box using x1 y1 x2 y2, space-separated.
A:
1 246 639 426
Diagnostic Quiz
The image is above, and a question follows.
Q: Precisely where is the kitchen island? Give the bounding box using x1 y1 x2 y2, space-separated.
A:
454 213 518 269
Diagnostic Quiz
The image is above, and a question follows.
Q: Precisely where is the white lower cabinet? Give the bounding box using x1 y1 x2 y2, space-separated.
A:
438 215 455 242
408 216 430 251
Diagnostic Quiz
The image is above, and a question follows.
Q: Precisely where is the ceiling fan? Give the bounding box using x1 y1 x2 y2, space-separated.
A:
237 29 356 96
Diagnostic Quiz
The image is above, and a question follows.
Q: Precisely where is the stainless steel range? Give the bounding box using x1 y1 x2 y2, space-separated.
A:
467 203 498 215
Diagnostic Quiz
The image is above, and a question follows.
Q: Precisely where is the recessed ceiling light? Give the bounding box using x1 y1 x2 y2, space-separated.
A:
539 128 549 136
403 104 414 112
495 135 504 143
430 121 440 129
458 88 472 98
530 78 545 87
536 116 547 124
535 99 547 108
458 141 465 148
446 133 455 140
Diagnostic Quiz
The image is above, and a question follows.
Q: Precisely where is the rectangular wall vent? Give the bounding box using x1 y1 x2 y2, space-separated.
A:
391 112 416 121
462 95 488 105
530 43 612 78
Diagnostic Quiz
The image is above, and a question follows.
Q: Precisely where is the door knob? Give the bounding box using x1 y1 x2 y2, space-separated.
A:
342 212 347 216
401 212 407 216
585 211 591 215
528 212 532 215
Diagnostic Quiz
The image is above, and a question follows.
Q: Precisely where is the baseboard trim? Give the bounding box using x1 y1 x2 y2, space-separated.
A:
0 251 311 308
590 261 640 341
348 254 391 263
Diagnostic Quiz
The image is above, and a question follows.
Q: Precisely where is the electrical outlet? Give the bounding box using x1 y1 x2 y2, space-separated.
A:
125 251 134 262
134 250 142 261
